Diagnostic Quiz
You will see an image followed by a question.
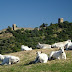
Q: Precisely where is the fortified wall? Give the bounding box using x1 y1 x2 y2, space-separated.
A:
0 18 64 32
12 24 34 31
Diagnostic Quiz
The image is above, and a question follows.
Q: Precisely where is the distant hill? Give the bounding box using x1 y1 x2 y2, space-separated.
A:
0 21 72 54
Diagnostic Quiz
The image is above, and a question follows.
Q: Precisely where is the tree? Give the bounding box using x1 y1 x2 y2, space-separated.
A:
63 21 69 24
6 26 12 32
40 23 48 28
21 28 24 31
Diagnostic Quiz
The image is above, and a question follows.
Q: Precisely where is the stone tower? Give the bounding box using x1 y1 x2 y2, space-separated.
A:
12 24 16 30
58 18 63 23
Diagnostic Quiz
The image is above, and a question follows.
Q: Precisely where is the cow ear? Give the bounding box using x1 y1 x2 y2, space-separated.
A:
41 51 42 53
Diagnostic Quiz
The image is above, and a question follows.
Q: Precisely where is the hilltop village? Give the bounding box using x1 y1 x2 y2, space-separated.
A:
0 18 64 32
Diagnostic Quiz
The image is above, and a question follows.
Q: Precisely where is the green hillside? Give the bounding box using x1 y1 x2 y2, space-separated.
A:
0 21 72 54
0 21 72 72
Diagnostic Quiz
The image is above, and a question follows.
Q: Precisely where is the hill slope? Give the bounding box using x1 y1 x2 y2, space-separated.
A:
0 48 72 72
0 21 72 54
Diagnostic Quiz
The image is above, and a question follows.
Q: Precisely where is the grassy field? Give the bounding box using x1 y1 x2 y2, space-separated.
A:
0 48 72 72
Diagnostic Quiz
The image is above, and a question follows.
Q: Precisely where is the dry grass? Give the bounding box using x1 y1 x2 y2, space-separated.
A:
0 48 72 72
0 33 13 39
5 48 72 64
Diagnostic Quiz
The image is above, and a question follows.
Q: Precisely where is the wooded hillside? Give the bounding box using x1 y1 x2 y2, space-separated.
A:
0 21 72 54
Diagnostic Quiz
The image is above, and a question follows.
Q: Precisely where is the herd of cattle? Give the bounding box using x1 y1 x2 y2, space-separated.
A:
0 40 72 65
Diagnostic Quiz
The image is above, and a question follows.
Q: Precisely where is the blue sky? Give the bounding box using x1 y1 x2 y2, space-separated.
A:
0 0 72 30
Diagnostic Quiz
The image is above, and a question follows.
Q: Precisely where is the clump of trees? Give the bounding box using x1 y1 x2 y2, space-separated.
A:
0 22 72 54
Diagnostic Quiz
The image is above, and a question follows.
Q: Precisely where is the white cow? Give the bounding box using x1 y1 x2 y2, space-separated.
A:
49 47 66 60
34 51 48 63
65 42 72 50
51 40 71 48
21 45 32 51
36 42 51 49
0 54 20 65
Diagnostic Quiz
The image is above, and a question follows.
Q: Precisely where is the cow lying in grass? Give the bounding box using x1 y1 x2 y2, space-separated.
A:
36 42 51 49
49 47 66 60
51 40 71 48
21 45 32 51
0 54 20 65
34 51 48 63
65 42 72 50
